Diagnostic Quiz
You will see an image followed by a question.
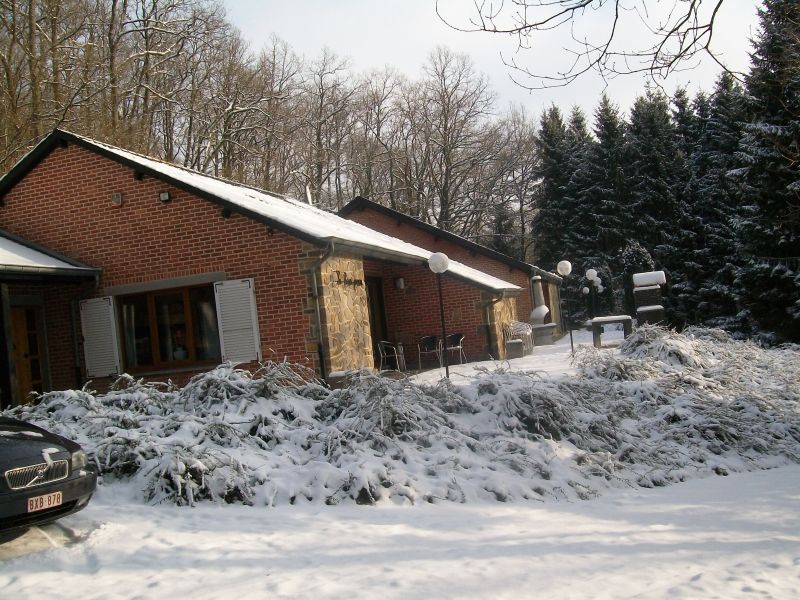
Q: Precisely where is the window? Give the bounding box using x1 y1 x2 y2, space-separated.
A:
118 285 222 370
81 278 260 376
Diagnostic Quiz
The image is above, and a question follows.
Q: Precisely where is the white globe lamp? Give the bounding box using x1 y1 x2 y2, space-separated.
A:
585 268 598 281
428 252 450 274
428 252 451 378
556 259 574 355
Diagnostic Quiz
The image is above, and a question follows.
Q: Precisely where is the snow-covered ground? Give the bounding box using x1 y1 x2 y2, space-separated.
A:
2 326 798 598
413 324 604 383
1 466 799 599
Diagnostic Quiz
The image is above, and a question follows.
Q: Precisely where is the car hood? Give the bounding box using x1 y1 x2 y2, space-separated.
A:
0 418 77 465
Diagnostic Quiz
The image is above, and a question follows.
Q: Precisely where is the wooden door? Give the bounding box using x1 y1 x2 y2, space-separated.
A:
11 306 45 404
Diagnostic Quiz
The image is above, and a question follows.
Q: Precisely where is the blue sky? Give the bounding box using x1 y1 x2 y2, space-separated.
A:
224 0 761 117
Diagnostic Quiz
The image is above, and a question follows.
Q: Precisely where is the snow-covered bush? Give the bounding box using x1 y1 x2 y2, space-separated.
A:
6 328 799 506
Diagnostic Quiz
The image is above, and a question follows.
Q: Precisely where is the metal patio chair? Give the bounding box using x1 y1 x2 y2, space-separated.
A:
445 333 467 364
377 341 404 371
417 335 442 370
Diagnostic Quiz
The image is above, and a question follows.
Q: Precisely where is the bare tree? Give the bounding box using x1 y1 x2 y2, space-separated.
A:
419 47 496 232
299 48 355 209
436 0 741 88
495 105 540 259
347 67 403 202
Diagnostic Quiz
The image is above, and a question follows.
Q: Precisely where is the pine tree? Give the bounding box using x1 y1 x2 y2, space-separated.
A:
625 88 688 323
693 74 747 327
531 105 569 270
672 88 698 160
734 0 800 342
562 107 613 318
561 106 596 262
488 201 522 259
581 94 630 267
668 88 710 327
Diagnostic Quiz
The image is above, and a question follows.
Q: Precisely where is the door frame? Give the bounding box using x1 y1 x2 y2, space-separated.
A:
365 276 389 367
6 294 52 406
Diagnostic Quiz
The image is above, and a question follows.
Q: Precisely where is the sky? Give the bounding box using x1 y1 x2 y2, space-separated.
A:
223 0 762 118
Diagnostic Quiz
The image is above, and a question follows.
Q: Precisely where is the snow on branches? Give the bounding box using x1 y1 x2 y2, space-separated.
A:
7 328 799 507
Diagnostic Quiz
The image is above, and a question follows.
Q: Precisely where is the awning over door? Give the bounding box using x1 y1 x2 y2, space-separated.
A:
0 229 99 282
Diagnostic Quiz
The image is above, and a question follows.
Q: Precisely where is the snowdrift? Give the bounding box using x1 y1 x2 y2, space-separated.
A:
6 326 799 506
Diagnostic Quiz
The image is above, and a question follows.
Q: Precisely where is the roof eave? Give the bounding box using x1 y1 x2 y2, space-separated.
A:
0 264 99 282
0 130 326 247
340 196 539 274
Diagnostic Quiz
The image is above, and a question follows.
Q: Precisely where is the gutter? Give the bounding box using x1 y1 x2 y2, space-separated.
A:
311 241 335 382
0 264 99 280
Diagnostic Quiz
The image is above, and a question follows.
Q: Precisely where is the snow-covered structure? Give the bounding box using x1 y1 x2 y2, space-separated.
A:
633 271 666 325
340 196 563 346
0 130 526 406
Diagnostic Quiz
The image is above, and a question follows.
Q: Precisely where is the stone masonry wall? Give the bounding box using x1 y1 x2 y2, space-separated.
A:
488 295 517 360
319 254 372 374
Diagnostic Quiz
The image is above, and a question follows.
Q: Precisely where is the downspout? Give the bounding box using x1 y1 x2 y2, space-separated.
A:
485 291 508 359
311 241 334 382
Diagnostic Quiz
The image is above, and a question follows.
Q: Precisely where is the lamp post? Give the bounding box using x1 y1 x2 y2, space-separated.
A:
428 252 450 378
556 260 574 355
583 268 605 318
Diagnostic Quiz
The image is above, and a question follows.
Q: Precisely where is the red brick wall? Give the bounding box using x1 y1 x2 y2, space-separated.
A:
0 144 317 388
364 258 494 365
345 207 533 320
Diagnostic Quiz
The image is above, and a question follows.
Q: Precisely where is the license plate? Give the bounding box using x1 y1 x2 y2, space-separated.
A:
27 491 63 513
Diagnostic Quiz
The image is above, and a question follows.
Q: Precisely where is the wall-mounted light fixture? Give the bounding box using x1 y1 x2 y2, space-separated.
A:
111 192 123 206
159 191 171 203
221 208 232 219
394 277 405 290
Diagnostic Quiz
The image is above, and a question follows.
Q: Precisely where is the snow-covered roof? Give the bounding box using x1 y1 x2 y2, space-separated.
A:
340 196 562 284
0 229 99 279
0 131 519 293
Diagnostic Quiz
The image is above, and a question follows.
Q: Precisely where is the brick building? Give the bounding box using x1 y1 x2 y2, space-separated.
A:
340 196 563 336
0 130 527 407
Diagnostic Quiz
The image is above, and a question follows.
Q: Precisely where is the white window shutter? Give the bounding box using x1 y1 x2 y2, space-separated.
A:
214 279 262 364
79 297 121 378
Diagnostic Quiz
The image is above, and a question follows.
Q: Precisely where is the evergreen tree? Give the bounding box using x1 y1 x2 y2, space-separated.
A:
672 88 698 160
734 0 800 342
561 106 596 263
692 74 747 327
667 88 708 327
577 95 630 308
625 88 688 323
531 105 569 270
488 201 522 258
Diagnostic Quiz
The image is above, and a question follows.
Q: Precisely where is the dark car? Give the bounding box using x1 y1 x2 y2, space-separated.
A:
0 417 97 534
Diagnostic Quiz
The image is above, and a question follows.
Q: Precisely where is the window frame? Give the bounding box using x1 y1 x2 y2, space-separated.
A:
116 284 221 373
